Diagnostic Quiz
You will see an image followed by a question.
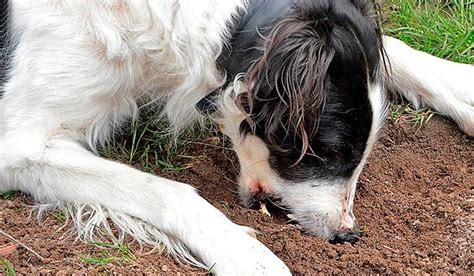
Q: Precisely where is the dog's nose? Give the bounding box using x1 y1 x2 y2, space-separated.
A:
329 228 362 244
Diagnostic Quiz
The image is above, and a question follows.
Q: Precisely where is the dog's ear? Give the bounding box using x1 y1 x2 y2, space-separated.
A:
238 8 336 163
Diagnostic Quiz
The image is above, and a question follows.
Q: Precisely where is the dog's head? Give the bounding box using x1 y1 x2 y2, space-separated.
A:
199 0 387 243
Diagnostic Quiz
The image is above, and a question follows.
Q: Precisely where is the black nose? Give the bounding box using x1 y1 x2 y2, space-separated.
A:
329 229 362 244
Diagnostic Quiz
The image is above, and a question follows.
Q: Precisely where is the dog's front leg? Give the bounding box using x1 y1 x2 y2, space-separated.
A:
0 137 290 275
383 36 473 136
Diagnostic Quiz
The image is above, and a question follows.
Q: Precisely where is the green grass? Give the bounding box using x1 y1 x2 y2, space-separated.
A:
79 229 136 270
386 0 473 64
1 191 17 200
80 255 122 267
100 118 208 174
80 241 135 270
386 0 472 127
391 104 439 130
0 258 15 276
53 211 67 223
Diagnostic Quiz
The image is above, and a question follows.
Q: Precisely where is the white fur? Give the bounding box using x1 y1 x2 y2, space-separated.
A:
0 0 472 274
383 36 474 136
35 202 203 266
0 1 290 274
343 81 389 226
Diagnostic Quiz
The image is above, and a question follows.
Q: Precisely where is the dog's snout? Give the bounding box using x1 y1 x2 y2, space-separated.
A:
329 228 362 244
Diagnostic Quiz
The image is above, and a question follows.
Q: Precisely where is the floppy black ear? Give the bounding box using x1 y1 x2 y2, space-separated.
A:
238 4 337 162
236 0 385 165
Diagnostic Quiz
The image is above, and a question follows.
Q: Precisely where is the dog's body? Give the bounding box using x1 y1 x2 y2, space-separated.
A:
0 0 472 274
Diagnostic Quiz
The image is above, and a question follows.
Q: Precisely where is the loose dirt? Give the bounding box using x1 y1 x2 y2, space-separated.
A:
1 113 472 274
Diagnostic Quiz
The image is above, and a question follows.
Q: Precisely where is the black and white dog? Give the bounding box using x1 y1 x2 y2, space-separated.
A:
0 0 472 274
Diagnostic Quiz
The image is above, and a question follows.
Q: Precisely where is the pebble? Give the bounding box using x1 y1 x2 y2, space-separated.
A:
326 249 337 259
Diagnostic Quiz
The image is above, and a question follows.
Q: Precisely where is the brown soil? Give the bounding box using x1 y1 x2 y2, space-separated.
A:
1 113 472 274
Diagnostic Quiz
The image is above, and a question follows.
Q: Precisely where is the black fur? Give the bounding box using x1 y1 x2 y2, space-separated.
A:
217 0 294 79
222 0 383 182
197 0 294 115
269 0 381 181
0 0 11 98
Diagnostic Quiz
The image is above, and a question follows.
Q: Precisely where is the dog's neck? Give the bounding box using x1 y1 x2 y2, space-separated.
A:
196 0 294 115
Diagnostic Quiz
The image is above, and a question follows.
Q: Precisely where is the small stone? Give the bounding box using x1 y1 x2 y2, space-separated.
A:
326 249 337 259
161 265 168 272
258 203 271 217
204 137 221 145
287 214 297 221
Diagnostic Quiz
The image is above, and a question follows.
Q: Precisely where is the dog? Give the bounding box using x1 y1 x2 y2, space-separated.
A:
0 0 472 274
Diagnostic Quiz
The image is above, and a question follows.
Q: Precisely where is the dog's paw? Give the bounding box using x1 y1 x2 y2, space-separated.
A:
442 66 474 137
418 61 474 137
208 226 291 275
456 111 474 137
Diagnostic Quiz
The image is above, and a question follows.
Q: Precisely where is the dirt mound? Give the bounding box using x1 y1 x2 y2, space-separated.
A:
1 115 472 274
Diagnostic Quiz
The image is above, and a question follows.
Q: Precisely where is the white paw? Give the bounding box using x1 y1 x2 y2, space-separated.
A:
456 110 474 137
383 36 474 136
442 63 474 136
415 61 474 136
209 226 291 275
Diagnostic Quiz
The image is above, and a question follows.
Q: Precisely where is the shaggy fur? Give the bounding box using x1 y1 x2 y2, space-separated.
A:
0 0 472 274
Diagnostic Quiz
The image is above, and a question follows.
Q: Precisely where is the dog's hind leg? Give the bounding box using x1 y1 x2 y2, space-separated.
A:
383 36 474 136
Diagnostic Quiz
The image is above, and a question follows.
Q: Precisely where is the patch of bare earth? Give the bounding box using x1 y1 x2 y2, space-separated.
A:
1 115 472 274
